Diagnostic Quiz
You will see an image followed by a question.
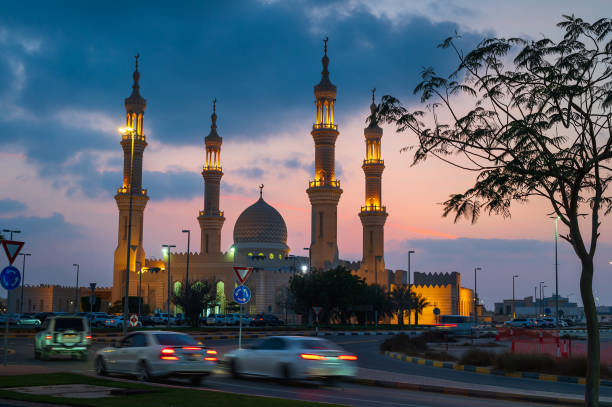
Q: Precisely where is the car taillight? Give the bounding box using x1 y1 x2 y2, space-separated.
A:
204 356 218 361
182 347 201 350
206 349 217 355
45 335 52 340
338 355 358 361
85 335 92 339
300 354 327 360
160 348 178 360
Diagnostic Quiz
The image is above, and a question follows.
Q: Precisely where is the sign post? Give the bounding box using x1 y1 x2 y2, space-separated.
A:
1 240 24 366
312 306 322 336
233 267 253 349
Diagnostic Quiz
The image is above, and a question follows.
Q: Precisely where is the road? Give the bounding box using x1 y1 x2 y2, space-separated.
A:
0 334 598 407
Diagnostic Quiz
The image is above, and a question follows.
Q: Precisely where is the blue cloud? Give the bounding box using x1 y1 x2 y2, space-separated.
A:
0 198 27 213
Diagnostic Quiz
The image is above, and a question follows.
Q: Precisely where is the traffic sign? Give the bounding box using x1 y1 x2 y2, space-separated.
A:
233 267 252 284
233 285 251 304
312 306 322 315
433 307 440 315
1 241 24 265
0 266 21 290
129 313 139 327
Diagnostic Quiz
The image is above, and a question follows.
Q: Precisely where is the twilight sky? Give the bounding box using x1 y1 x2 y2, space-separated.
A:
1 0 611 309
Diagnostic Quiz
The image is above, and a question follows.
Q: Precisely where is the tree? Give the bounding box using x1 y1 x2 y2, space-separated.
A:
378 16 612 405
80 296 101 313
172 280 213 327
390 285 412 327
410 292 430 326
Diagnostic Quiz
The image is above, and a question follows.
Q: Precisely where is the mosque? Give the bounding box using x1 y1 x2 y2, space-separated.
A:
107 42 476 324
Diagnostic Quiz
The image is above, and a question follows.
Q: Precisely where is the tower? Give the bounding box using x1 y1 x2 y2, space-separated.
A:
112 55 149 302
359 89 388 285
307 38 343 270
198 99 225 256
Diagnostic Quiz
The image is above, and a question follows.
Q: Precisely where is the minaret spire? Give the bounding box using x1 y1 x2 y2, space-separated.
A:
259 184 264 198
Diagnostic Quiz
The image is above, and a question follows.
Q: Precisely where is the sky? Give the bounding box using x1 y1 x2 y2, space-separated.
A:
0 0 611 309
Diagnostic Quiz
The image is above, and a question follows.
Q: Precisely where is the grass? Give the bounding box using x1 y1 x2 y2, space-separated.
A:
0 373 343 407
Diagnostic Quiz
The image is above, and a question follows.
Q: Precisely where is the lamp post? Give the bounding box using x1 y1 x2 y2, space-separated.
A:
2 229 21 240
474 267 482 324
182 230 191 295
89 283 97 313
408 250 415 326
303 247 311 272
375 255 383 328
162 244 176 329
539 281 545 316
18 253 31 314
135 260 141 315
72 264 79 314
550 215 560 328
512 275 518 318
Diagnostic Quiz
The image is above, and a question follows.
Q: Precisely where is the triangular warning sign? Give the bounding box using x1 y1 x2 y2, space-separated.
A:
1 240 24 265
233 266 252 284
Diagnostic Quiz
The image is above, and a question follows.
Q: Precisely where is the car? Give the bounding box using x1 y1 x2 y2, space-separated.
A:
139 315 156 327
105 316 142 328
33 312 56 325
224 336 357 382
536 318 557 328
34 316 91 361
152 313 176 325
94 331 218 385
205 314 226 325
4 313 41 327
250 314 284 327
504 318 536 328
90 313 112 328
225 314 251 326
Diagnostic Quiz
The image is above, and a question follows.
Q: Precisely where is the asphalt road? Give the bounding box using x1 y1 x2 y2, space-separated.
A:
0 334 599 407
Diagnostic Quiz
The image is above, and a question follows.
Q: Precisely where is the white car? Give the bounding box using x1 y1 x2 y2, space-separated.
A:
95 331 218 385
206 314 226 325
224 336 358 383
152 313 176 325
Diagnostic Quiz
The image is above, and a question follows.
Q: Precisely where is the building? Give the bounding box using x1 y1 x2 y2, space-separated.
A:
494 295 580 321
12 285 112 313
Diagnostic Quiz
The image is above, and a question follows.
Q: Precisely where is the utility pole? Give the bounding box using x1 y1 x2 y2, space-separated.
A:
162 244 176 329
19 253 31 314
72 264 79 314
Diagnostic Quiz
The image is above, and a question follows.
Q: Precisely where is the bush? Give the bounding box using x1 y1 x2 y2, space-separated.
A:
419 330 458 343
424 350 456 362
380 334 429 355
459 349 496 366
493 353 612 379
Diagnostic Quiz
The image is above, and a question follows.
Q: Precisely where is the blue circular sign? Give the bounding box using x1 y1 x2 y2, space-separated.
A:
433 307 440 315
0 266 21 290
233 285 251 304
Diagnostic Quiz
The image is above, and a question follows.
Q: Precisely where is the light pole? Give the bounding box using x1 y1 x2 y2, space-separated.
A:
182 230 191 294
89 283 97 313
538 281 545 316
550 215 560 327
72 264 80 313
303 247 311 272
408 250 415 326
512 275 518 318
474 267 482 324
135 260 141 314
2 229 21 240
375 255 383 328
119 126 136 337
162 244 176 329
18 253 31 314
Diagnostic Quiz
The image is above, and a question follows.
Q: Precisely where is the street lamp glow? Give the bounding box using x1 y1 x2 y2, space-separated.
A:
301 265 308 273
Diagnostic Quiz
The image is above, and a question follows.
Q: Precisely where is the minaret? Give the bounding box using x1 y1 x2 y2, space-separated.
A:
307 38 343 270
198 99 225 256
112 55 149 302
359 89 388 285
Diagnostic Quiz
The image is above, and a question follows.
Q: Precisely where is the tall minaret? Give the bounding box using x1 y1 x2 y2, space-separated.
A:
307 38 343 270
198 99 225 256
112 55 149 302
359 89 388 285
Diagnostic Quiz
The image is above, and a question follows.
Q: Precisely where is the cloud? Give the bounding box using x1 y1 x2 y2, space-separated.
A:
235 167 265 179
0 198 27 213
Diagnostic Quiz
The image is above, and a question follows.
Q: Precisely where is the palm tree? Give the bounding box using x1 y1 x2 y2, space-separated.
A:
390 285 411 327
411 292 430 326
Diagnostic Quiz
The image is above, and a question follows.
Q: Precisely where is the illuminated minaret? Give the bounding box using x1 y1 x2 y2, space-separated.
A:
359 89 388 284
112 55 149 302
198 99 225 256
307 38 343 270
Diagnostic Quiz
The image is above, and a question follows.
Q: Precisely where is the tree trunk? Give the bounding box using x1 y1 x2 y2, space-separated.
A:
581 256 600 406
415 312 419 326
398 309 404 327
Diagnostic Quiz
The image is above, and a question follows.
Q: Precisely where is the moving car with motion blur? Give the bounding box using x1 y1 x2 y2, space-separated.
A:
95 331 218 385
250 314 284 327
34 316 91 360
6 313 41 327
224 336 357 383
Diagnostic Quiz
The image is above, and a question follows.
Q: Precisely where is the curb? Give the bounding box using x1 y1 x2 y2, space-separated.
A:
385 351 612 388
350 376 611 406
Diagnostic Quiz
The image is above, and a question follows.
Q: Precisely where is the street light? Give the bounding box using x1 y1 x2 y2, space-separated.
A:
550 215 560 328
303 247 311 272
474 267 482 324
408 250 415 326
72 264 79 314
301 265 308 273
19 253 31 314
539 281 545 316
512 275 519 318
2 229 21 240
182 230 191 293
89 283 97 314
119 126 136 337
162 244 176 329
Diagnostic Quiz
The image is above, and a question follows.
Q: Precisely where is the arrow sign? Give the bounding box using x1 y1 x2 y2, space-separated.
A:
1 240 24 265
233 266 253 284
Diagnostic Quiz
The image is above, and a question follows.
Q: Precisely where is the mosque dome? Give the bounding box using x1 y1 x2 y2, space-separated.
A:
233 197 288 250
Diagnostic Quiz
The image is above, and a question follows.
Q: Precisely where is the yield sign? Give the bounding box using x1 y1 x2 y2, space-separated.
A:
312 306 323 316
1 240 24 265
233 266 253 284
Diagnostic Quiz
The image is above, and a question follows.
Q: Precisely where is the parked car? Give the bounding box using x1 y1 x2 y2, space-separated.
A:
139 315 156 327
250 314 284 327
33 312 56 325
105 316 142 328
90 313 112 328
205 314 226 326
225 314 251 326
152 313 176 325
34 316 91 360
5 313 41 327
504 318 536 328
224 336 357 382
94 331 217 385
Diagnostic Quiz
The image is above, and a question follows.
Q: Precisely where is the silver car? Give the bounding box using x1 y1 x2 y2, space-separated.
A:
95 331 217 385
34 316 91 360
224 336 358 383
